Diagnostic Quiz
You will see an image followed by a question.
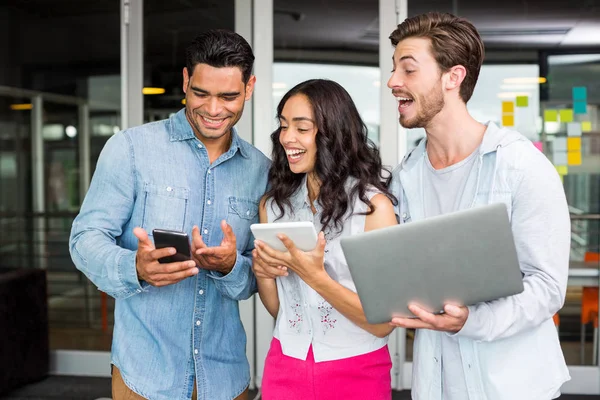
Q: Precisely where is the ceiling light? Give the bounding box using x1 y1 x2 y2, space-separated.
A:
10 103 33 110
143 87 165 95
500 84 538 90
497 92 531 99
503 77 547 84
65 126 77 138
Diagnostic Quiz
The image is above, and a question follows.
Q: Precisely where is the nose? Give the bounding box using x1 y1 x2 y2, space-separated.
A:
279 127 296 145
206 97 223 116
387 71 403 90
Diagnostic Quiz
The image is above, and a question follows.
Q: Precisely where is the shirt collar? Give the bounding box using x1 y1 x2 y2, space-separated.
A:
290 175 319 212
169 108 249 158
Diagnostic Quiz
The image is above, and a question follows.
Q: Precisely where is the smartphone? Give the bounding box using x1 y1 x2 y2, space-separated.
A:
152 229 191 264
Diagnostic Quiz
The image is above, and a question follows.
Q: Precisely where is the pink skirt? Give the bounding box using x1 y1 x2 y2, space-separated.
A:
261 338 392 399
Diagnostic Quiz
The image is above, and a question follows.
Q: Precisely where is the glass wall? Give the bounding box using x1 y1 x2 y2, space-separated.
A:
0 0 121 352
545 53 600 367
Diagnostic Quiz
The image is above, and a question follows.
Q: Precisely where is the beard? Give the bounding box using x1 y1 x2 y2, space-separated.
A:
186 107 237 141
400 82 445 129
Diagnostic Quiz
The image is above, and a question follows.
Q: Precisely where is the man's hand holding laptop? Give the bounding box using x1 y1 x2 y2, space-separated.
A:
389 303 469 333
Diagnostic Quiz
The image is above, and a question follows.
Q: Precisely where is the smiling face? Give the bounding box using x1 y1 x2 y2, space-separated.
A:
387 37 446 129
182 63 255 144
278 94 318 175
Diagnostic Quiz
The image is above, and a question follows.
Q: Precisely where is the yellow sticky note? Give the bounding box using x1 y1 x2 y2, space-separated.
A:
544 110 558 122
502 101 514 113
582 121 592 132
502 114 515 127
560 109 574 123
567 137 581 151
567 151 582 166
556 165 568 175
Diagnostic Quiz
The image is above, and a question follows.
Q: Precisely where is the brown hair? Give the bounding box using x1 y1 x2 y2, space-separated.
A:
389 12 484 103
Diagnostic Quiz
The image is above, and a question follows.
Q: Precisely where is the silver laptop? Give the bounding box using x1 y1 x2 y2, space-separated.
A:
340 203 524 324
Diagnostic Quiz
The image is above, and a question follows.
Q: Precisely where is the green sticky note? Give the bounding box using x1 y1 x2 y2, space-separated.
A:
544 110 558 122
560 109 574 123
516 96 528 107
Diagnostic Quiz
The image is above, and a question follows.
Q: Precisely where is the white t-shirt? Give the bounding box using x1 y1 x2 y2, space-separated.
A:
423 148 478 400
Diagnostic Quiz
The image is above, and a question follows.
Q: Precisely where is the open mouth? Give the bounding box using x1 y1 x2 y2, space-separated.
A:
200 115 228 128
285 148 306 162
396 96 414 111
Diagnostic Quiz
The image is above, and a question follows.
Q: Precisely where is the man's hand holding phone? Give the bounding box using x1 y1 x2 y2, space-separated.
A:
191 220 238 275
133 227 198 287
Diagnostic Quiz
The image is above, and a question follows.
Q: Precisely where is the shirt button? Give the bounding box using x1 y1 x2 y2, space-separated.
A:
402 212 407 219
166 186 173 192
207 200 211 205
197 143 203 148
194 349 198 355
199 290 204 295
207 170 211 174
196 320 201 326
203 229 208 234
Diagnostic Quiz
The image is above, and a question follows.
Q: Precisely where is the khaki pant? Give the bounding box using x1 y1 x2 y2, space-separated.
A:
112 366 249 400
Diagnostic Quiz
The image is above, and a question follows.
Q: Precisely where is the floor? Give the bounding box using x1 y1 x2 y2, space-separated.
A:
1 376 599 400
4 271 600 399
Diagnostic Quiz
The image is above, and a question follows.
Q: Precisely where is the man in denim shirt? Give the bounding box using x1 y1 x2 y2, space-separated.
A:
69 30 270 400
387 13 570 400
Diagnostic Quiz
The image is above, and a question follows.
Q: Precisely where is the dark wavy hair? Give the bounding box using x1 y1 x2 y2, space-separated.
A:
185 29 254 83
264 79 397 235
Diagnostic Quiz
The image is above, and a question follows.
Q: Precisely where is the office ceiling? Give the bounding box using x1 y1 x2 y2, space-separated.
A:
4 0 600 56
273 0 600 51
2 0 599 97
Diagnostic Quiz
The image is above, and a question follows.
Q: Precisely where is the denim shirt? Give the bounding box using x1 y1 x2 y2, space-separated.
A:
69 109 270 400
390 122 570 400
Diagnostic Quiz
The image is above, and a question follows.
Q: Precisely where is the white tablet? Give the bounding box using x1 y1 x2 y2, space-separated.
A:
250 221 318 252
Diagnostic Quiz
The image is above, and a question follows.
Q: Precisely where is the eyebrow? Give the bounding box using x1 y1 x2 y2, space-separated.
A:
392 55 418 63
279 116 315 123
190 86 241 97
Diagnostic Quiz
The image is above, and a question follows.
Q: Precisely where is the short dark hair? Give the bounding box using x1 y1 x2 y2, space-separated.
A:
185 29 254 84
389 12 484 103
265 79 396 235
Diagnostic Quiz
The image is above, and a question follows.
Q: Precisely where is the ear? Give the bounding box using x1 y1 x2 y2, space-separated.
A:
182 67 190 94
244 75 256 101
444 65 467 93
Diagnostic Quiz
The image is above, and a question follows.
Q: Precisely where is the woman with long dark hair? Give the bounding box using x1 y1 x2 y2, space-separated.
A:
252 79 397 398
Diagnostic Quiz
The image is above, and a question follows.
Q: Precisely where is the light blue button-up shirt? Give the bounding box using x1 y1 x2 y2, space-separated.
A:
69 109 270 400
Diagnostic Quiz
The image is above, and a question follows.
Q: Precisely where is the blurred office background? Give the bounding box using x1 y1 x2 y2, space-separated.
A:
0 0 599 396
